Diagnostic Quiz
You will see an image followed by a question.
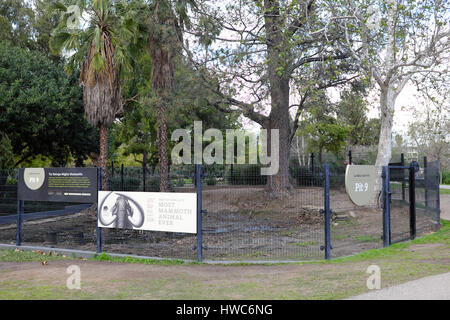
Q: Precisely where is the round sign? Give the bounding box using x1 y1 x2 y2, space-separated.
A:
23 168 45 190
345 165 377 206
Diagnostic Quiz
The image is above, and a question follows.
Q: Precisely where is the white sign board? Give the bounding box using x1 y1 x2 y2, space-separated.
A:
98 191 197 234
345 165 377 206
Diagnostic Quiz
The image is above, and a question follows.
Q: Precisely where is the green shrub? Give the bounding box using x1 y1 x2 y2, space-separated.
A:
290 166 313 186
172 176 185 187
145 176 160 192
6 176 17 185
443 171 450 185
108 176 141 191
206 176 217 186
226 164 267 185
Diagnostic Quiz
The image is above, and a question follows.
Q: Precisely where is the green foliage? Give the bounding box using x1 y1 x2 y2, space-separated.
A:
92 253 187 265
297 92 351 165
113 98 159 169
443 172 450 185
108 176 141 191
290 165 315 187
0 132 13 169
336 82 380 147
306 122 351 154
172 176 185 187
145 175 161 192
114 59 240 169
50 0 142 77
0 42 98 166
206 176 217 186
0 0 61 60
0 249 69 263
0 0 37 51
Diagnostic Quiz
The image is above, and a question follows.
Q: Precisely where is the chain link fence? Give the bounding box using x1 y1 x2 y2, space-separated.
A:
0 159 441 262
328 166 383 258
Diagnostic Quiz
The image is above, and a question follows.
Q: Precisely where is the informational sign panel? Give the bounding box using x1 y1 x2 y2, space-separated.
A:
98 191 197 234
345 165 377 206
18 168 98 203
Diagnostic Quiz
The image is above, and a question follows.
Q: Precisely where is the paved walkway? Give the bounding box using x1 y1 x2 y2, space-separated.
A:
441 194 450 221
347 272 450 300
350 193 450 300
440 185 450 190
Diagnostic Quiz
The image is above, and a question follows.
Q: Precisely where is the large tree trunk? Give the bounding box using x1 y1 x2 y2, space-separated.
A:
318 148 323 167
263 0 292 197
374 86 397 197
99 123 108 191
264 78 292 196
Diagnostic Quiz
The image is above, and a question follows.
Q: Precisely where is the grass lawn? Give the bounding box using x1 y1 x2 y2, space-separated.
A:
0 220 450 300
440 188 450 195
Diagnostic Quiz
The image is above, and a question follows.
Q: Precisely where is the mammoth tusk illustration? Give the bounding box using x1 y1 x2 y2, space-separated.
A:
98 192 116 226
98 192 145 229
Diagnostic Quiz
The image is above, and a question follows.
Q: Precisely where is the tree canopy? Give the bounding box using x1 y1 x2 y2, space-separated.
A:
0 42 98 166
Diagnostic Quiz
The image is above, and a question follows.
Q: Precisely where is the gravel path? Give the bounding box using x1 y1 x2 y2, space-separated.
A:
347 272 450 300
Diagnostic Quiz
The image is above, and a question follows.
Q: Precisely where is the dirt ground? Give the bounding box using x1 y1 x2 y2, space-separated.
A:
0 187 442 261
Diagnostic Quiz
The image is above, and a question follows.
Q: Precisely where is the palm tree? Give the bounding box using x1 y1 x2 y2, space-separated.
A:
147 0 195 191
50 0 136 189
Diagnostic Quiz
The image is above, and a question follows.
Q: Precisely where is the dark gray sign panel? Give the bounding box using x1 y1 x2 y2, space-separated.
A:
18 168 98 203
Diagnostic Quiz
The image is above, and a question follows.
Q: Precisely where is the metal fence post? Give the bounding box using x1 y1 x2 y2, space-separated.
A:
435 161 441 225
311 153 315 186
97 167 103 254
424 156 428 208
256 135 260 164
196 164 203 262
16 199 24 246
409 164 416 240
16 167 24 247
382 166 391 247
348 150 352 165
121 164 124 191
324 164 331 260
401 153 406 201
142 164 146 192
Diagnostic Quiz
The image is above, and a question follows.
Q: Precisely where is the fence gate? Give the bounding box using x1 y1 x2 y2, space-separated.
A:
419 160 441 233
384 160 440 245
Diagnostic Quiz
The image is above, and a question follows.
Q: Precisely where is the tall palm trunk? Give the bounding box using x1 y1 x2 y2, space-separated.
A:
148 1 179 192
156 99 169 191
99 124 109 190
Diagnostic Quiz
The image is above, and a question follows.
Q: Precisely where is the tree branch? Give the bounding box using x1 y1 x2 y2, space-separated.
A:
287 0 315 36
